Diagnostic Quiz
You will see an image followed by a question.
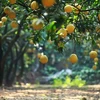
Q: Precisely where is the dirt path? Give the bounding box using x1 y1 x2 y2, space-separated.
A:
0 85 100 100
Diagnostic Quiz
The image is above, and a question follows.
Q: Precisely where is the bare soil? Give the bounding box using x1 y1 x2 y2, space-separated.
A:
0 85 100 100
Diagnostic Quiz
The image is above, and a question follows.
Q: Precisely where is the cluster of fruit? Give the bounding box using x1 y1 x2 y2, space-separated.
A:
1 0 100 32
37 50 99 71
0 6 18 28
89 50 99 70
1 0 100 67
37 53 48 64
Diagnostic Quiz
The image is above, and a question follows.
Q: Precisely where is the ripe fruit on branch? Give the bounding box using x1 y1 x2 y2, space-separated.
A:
8 10 16 19
0 21 3 27
1 17 7 22
37 53 42 59
9 0 16 4
64 5 73 13
42 0 56 7
4 6 11 14
40 55 48 64
11 21 18 28
69 54 78 64
74 3 81 14
89 51 98 59
66 24 75 34
58 28 67 38
75 3 81 9
94 57 99 62
32 18 44 30
92 65 97 70
31 1 38 10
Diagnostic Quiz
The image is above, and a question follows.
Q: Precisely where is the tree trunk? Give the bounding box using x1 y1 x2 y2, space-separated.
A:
0 36 3 86
16 56 24 83
5 48 14 86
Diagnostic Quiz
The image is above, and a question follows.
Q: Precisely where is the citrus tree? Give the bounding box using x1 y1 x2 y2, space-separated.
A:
0 0 100 86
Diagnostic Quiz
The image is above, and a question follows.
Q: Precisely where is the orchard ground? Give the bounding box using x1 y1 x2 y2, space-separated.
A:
0 84 100 100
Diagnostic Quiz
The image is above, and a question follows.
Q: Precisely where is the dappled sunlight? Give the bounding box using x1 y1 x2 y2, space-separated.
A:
0 85 100 100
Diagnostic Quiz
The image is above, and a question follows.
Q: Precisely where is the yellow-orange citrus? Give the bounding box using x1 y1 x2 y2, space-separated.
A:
64 5 73 13
37 53 42 59
11 21 18 28
9 0 16 4
58 28 67 38
66 24 75 33
74 3 81 14
69 54 78 64
92 65 97 70
89 51 98 59
31 1 38 10
8 10 16 19
1 17 7 22
4 6 11 14
40 55 48 64
94 57 99 62
32 18 44 30
75 4 81 9
0 21 3 27
42 0 55 7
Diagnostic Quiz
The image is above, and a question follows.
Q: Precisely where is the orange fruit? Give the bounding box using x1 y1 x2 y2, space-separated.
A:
37 53 42 59
4 6 11 14
42 0 55 7
40 55 48 64
75 4 81 9
89 51 98 59
58 28 67 38
92 65 97 70
31 1 38 10
0 21 3 27
1 17 7 22
66 24 75 33
74 3 81 14
64 5 73 13
32 18 44 30
9 0 16 4
11 21 18 28
94 57 99 62
69 54 78 64
8 10 16 19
